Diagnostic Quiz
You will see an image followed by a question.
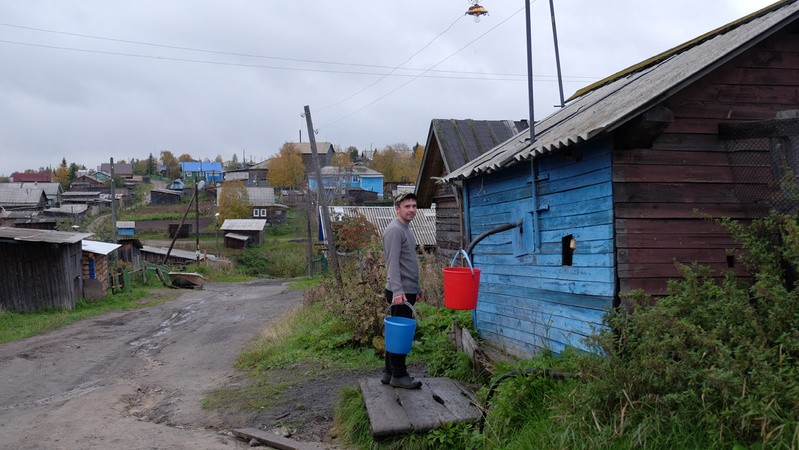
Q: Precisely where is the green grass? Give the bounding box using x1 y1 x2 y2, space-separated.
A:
0 287 174 343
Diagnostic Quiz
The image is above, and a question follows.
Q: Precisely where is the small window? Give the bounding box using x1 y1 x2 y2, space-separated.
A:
352 175 360 183
253 209 260 217
561 235 575 266
261 208 267 216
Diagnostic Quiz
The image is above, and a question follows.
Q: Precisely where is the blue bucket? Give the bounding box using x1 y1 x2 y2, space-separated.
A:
384 316 416 354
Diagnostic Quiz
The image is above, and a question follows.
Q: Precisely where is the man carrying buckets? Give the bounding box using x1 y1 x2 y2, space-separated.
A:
381 192 423 389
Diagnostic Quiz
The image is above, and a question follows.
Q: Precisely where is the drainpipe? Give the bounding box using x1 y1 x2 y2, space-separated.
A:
465 220 522 261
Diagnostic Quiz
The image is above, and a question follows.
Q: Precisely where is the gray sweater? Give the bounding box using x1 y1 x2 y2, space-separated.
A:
383 218 420 296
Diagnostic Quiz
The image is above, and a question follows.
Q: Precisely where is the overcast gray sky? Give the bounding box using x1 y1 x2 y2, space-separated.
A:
0 0 778 175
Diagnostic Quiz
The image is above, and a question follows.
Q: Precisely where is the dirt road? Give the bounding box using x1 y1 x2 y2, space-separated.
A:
0 279 305 449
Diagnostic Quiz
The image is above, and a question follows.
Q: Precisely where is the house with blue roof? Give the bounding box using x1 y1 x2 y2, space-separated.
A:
308 165 384 201
180 162 223 183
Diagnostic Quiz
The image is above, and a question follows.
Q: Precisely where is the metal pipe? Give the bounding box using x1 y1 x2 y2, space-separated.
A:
548 0 565 107
465 220 522 259
525 0 536 143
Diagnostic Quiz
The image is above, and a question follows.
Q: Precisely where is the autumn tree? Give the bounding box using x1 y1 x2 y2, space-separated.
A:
267 142 305 188
53 158 70 189
218 180 251 223
368 143 419 183
160 150 181 180
331 151 351 168
178 154 195 163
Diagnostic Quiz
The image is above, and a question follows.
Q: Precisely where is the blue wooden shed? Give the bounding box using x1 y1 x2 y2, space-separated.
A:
442 1 799 357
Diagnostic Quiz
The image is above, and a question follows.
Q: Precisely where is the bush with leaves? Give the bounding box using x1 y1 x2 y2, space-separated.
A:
330 214 377 253
305 243 449 353
564 212 799 449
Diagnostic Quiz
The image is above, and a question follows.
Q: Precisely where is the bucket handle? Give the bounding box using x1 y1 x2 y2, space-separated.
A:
386 301 417 319
450 249 475 275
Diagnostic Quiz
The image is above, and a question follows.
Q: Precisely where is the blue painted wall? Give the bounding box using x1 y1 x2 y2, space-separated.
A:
361 176 384 198
464 137 615 356
309 173 384 198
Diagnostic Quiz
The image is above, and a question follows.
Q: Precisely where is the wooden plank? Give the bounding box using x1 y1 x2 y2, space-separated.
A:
360 378 481 437
231 427 328 450
360 378 413 437
422 378 481 421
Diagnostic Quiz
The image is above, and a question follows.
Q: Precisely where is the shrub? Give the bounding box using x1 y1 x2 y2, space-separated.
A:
566 212 799 449
330 214 378 253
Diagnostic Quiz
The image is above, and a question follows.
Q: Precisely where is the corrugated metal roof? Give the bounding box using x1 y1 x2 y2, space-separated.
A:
319 165 382 176
140 245 221 262
321 206 437 247
0 227 92 244
0 188 46 206
0 182 62 197
220 219 267 231
293 142 334 155
43 205 89 214
82 240 121 255
416 119 528 207
117 221 136 228
246 187 276 206
444 0 799 182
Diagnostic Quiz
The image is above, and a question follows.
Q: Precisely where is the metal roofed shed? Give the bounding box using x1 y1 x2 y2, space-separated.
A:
320 206 436 249
81 240 122 299
220 219 267 247
0 227 93 312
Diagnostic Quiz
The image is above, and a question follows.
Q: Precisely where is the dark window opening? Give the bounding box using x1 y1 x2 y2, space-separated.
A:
561 234 575 266
727 255 735 268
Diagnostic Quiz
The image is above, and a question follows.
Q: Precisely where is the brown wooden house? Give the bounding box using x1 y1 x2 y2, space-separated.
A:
441 0 799 356
220 219 266 247
0 228 92 312
415 119 528 260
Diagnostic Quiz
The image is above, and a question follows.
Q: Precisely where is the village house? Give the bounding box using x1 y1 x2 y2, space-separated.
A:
415 119 529 261
99 163 133 179
220 219 267 248
308 165 385 203
10 171 51 183
180 161 224 183
0 227 92 312
292 141 335 175
441 1 799 357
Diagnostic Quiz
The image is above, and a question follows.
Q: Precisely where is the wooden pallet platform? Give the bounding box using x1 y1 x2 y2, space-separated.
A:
360 377 482 437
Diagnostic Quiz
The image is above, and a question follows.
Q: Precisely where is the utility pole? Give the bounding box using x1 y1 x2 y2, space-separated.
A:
195 175 200 263
110 157 117 244
304 105 341 286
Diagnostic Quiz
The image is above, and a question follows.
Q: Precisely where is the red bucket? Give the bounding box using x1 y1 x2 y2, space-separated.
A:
443 250 481 310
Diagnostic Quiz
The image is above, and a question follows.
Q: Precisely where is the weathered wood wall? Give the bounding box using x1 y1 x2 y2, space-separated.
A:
0 241 83 312
466 140 615 356
433 183 462 261
613 27 798 296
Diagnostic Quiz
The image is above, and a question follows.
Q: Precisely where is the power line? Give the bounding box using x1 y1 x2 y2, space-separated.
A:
0 38 528 81
0 21 599 82
319 4 532 131
317 14 465 113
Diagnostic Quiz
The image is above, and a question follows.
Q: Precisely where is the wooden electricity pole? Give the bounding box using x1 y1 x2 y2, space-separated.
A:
304 105 341 286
